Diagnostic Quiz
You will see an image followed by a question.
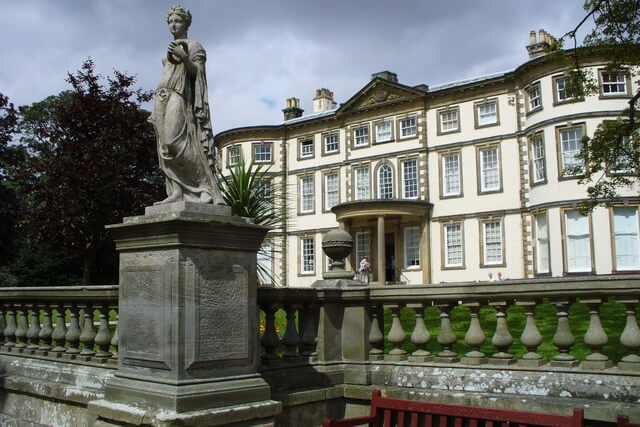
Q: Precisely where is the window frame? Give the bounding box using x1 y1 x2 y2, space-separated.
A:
352 124 370 149
401 158 419 200
353 165 371 201
480 217 505 268
610 205 640 272
474 99 499 129
403 226 421 269
528 131 547 185
437 107 460 135
398 116 417 139
298 137 314 160
553 74 583 105
227 145 241 168
375 162 395 199
355 230 371 266
252 142 273 164
322 132 340 156
298 174 315 215
257 243 273 285
598 69 631 98
525 82 542 114
476 144 502 194
323 170 340 212
556 123 586 179
439 151 463 199
561 208 594 274
373 120 394 144
533 211 551 276
442 221 464 269
299 235 316 276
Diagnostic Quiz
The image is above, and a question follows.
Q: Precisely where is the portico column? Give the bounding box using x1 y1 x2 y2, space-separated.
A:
377 215 385 284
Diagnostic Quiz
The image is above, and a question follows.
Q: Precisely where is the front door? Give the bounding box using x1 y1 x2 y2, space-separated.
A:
385 233 395 282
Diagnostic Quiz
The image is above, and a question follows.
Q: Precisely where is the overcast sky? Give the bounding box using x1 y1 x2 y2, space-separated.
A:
1 1 591 133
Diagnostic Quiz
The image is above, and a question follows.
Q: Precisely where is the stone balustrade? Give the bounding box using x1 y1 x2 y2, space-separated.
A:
0 285 119 365
257 275 640 371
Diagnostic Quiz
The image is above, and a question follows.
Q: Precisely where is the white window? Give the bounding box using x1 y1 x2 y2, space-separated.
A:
355 166 370 200
480 146 500 192
355 231 370 263
610 136 634 174
565 210 592 273
300 139 313 158
257 243 272 285
324 134 339 153
300 176 314 213
559 127 584 176
400 117 417 138
531 134 546 183
228 146 240 166
301 237 315 274
613 207 640 271
527 85 541 111
442 152 461 197
376 122 392 142
354 126 369 147
477 101 497 126
444 223 463 268
324 172 339 210
439 109 459 133
377 164 393 199
555 76 573 102
602 72 627 96
535 214 550 274
404 227 420 268
258 179 272 213
402 159 418 199
482 220 503 265
254 144 272 163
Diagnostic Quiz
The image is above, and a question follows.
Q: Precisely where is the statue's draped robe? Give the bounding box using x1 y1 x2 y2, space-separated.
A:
151 39 223 204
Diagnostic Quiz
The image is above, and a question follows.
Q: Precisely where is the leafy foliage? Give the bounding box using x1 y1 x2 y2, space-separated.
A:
550 0 640 210
12 59 164 285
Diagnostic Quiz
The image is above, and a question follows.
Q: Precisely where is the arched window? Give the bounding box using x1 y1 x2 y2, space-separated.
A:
377 164 393 199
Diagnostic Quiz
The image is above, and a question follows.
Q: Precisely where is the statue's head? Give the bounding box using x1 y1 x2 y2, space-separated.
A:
167 5 192 28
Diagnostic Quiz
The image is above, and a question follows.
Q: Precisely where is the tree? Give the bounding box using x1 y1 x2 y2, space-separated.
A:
16 59 164 285
550 0 640 211
217 159 289 285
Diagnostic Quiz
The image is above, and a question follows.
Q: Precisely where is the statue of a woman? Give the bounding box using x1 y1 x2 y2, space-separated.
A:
150 5 224 205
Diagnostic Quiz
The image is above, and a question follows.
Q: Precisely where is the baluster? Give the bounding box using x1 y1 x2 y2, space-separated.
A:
2 304 15 349
50 304 68 356
386 304 407 361
516 299 545 367
25 304 42 353
300 305 318 358
64 304 82 357
0 306 5 346
260 304 281 362
409 303 432 362
110 312 119 362
94 305 113 362
550 299 578 367
79 304 97 360
581 298 613 370
38 304 54 354
462 302 487 365
617 298 640 371
14 304 28 351
435 303 459 363
368 305 384 361
282 304 301 359
489 301 514 365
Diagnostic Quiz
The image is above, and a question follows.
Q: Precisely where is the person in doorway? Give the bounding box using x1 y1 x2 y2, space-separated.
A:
359 256 371 284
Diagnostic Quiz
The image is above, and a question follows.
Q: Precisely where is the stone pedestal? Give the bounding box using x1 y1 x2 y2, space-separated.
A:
89 202 280 425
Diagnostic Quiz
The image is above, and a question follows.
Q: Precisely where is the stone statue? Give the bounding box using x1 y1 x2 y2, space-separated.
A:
150 5 224 205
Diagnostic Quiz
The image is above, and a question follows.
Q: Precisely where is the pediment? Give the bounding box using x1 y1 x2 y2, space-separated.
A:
338 79 425 114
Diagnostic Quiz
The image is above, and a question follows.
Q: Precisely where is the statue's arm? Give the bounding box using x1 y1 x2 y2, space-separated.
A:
168 41 200 78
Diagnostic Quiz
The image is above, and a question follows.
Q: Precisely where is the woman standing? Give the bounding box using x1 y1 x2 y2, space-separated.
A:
150 5 223 205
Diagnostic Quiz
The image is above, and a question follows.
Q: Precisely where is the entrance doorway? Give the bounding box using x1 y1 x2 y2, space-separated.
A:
385 233 395 282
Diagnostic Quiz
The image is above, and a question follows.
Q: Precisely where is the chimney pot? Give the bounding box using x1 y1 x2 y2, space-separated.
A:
313 88 337 113
283 97 303 121
529 30 537 45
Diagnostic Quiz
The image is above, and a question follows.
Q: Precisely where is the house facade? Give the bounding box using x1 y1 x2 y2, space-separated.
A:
215 31 639 287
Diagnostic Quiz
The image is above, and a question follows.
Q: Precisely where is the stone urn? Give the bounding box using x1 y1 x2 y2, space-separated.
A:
322 229 354 279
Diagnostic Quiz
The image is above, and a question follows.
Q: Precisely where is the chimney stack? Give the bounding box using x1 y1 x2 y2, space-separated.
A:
313 88 337 113
526 28 556 59
283 97 303 121
371 71 398 83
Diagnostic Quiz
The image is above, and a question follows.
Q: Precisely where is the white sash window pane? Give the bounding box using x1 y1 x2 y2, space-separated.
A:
442 153 460 196
257 244 272 285
324 134 339 153
301 238 315 273
254 145 272 163
556 77 572 101
444 224 462 267
535 214 549 273
376 122 392 142
614 207 640 270
324 173 339 210
300 140 313 157
301 177 314 213
356 232 370 262
528 85 541 110
560 127 584 176
355 167 370 200
480 147 499 191
400 117 416 137
354 127 369 146
404 227 420 268
602 72 627 95
377 165 393 199
565 211 591 272
440 110 459 132
532 135 546 183
483 220 502 265
477 102 497 126
402 160 418 199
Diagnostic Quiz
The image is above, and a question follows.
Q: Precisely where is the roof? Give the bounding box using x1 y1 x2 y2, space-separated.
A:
428 70 512 92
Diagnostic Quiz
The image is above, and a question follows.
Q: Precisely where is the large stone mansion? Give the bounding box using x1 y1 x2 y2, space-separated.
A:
215 30 639 287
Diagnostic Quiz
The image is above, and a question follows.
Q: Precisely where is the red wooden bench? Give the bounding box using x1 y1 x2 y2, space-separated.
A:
323 390 584 427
